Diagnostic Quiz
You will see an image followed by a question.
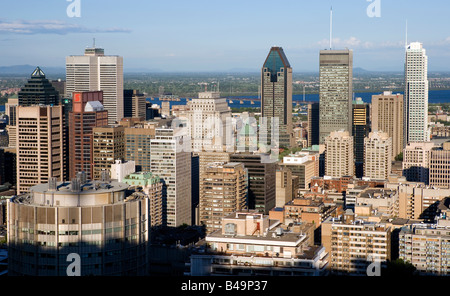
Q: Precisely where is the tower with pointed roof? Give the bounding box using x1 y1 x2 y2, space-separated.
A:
261 47 294 148
18 66 60 106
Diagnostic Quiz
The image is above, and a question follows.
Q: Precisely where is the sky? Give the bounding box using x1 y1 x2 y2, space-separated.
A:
0 0 449 72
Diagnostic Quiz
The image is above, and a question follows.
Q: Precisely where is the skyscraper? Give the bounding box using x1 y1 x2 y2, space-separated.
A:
404 42 429 145
124 123 156 172
124 89 146 119
261 47 293 148
150 128 192 227
307 102 320 147
66 46 124 125
319 49 353 144
16 105 64 194
183 91 232 152
68 91 108 180
371 91 404 159
18 67 59 107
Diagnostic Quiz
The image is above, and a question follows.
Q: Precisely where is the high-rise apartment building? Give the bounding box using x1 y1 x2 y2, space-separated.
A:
399 216 450 275
68 91 108 180
261 47 293 148
280 152 319 190
371 91 404 159
364 131 392 180
352 98 370 177
199 162 248 233
230 153 276 214
18 67 59 107
404 42 430 145
402 142 435 183
92 125 125 180
324 131 354 178
16 105 64 194
321 212 391 275
66 46 124 125
150 128 191 227
319 49 353 144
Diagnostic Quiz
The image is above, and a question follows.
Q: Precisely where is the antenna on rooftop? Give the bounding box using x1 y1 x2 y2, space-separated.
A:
329 6 333 50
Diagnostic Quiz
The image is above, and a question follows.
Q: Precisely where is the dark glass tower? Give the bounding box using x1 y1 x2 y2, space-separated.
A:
261 47 293 149
18 67 60 106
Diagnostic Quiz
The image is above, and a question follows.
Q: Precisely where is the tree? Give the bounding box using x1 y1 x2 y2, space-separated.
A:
394 152 403 161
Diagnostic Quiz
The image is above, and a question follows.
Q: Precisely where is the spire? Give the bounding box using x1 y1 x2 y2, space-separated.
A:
330 6 333 50
31 66 45 78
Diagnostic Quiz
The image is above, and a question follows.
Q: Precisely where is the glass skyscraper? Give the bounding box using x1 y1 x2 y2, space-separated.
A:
261 47 293 148
319 49 353 144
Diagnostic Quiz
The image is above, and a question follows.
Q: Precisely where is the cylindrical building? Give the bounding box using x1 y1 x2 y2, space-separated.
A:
7 176 150 276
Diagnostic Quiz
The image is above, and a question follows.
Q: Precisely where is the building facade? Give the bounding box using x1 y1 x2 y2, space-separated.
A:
324 131 354 178
199 162 248 233
66 47 124 125
319 50 353 144
363 131 392 180
371 91 404 159
7 177 150 276
261 47 293 148
92 125 125 180
16 105 65 194
404 42 430 145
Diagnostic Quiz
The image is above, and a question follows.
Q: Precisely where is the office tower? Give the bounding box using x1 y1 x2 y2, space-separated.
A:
184 91 232 152
51 79 66 98
18 67 59 106
199 162 248 233
404 42 429 145
324 131 354 178
230 153 276 214
429 142 450 188
319 49 353 144
124 123 156 172
122 172 164 227
92 125 125 180
280 152 319 190
261 47 293 148
307 102 320 147
124 89 146 119
16 105 64 194
352 98 370 178
402 142 434 183
66 46 124 125
0 147 16 187
399 216 450 275
5 97 18 148
7 177 150 276
321 212 391 275
68 91 108 180
364 131 392 180
371 91 404 159
150 128 191 227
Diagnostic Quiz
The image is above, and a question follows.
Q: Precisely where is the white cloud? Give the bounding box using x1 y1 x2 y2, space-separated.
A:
0 19 131 35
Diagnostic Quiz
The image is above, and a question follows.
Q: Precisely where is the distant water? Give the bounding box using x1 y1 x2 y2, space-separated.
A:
146 89 450 110
3 89 449 113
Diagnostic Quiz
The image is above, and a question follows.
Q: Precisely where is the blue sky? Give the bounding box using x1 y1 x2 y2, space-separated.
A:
0 0 449 72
